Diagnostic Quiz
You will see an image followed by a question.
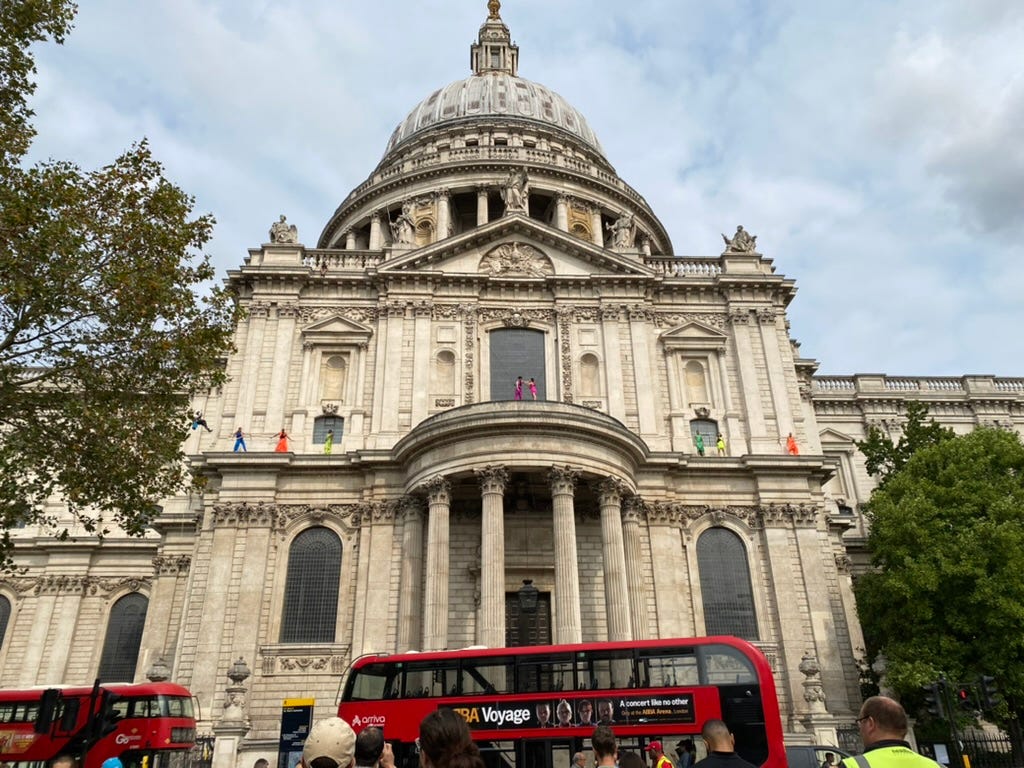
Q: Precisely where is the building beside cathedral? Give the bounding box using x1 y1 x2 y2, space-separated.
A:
3 3 1024 764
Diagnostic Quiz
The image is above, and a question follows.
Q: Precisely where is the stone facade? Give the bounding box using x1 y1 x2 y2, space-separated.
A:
3 4 1024 766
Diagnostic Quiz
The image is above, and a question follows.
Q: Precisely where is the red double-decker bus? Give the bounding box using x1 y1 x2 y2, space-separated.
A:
338 636 784 768
0 681 196 768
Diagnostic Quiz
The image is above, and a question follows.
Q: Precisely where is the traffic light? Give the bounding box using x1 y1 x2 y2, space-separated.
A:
956 687 976 711
91 689 123 740
923 682 947 719
979 676 1000 710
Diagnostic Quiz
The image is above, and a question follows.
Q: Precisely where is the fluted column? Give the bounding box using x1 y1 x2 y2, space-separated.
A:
345 230 356 250
397 497 426 652
369 210 383 250
598 478 632 641
477 186 490 225
423 476 452 651
476 465 510 647
590 207 604 246
555 193 569 232
622 496 648 639
437 189 451 241
549 466 582 644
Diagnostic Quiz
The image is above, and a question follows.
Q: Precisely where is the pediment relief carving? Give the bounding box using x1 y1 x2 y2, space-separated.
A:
478 242 554 278
659 321 729 351
301 314 374 345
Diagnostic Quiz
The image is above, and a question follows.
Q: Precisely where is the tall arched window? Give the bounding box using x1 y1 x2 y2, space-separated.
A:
97 593 149 682
697 528 759 640
280 527 342 643
0 595 11 650
319 355 348 402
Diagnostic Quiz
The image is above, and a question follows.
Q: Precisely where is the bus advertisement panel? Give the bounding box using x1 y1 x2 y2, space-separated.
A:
339 636 784 768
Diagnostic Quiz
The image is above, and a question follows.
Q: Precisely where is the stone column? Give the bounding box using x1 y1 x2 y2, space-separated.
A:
437 189 451 241
622 496 648 640
549 466 582 644
477 186 490 226
476 465 510 647
730 309 772 452
369 210 383 250
590 207 604 247
397 497 425 652
423 476 452 651
555 193 569 232
598 478 632 641
345 230 356 250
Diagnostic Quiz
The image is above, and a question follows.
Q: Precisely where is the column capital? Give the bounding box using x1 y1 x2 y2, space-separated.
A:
622 495 647 523
475 464 510 495
398 495 425 523
421 476 451 505
548 466 580 496
597 477 628 506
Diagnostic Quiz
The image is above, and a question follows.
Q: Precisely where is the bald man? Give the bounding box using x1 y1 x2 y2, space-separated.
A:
842 696 942 768
693 719 756 768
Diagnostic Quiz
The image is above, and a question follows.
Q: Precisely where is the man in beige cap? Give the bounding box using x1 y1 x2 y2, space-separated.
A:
302 717 357 768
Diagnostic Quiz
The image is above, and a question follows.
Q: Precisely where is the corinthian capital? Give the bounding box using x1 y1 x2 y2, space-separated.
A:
548 466 581 496
422 476 452 505
475 465 510 495
597 477 628 506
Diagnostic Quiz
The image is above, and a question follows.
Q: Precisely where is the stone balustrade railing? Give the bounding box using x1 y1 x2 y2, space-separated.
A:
644 257 722 277
302 250 384 271
812 375 1024 397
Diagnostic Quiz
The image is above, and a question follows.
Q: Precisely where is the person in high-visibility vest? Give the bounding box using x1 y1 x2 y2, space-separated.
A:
645 741 674 768
842 696 943 768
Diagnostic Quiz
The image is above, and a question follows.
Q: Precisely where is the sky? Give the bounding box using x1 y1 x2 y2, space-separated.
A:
24 0 1024 376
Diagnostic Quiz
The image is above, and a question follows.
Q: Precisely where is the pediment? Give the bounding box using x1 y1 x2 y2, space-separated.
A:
819 427 857 446
301 315 373 345
660 321 729 350
376 215 655 279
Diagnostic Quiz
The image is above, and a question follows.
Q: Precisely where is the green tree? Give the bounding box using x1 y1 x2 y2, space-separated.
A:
0 0 237 567
855 400 954 485
855 427 1024 724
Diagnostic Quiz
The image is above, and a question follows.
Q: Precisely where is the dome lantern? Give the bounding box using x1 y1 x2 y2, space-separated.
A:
470 0 518 76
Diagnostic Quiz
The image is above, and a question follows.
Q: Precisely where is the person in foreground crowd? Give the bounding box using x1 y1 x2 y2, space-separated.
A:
418 708 485 768
694 719 756 768
843 696 942 768
592 725 618 768
646 740 674 768
301 716 356 768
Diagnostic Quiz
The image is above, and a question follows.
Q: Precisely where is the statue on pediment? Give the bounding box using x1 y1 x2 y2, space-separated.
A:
479 242 554 277
269 215 298 244
501 167 530 215
722 225 757 254
606 211 635 249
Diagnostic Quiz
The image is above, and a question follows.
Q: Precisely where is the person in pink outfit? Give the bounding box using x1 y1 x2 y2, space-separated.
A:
514 376 523 400
528 377 537 400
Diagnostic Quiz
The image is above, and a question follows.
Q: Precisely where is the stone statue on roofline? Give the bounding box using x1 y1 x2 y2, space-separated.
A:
722 225 757 254
606 211 636 250
501 167 530 215
269 214 298 244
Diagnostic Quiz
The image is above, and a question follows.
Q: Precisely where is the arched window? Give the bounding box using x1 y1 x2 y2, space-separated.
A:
313 415 343 444
684 360 709 404
319 355 348 402
432 350 456 394
97 593 149 682
0 595 11 650
280 527 342 643
690 418 720 446
580 353 600 397
697 528 758 640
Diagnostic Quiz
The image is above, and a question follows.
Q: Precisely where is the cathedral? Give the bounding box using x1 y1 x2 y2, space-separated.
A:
3 2 1023 764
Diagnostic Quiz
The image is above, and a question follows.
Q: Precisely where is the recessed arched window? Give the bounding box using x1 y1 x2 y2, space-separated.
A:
280 527 342 643
690 418 720 446
685 360 709 404
98 593 149 682
319 355 348 402
697 528 758 640
580 353 600 397
0 595 11 650
313 415 343 444
432 350 456 394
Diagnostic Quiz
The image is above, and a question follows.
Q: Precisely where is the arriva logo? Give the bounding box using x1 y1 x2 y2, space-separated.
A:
352 715 386 728
114 735 142 745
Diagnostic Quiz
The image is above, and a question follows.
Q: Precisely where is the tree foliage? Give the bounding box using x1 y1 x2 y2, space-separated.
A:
0 0 237 566
855 427 1024 721
855 400 955 485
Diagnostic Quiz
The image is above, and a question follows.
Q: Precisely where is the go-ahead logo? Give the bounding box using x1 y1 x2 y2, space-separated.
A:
352 715 386 727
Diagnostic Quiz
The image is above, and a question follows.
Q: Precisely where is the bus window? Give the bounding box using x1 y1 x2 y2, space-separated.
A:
58 698 81 731
580 649 635 690
346 662 395 700
700 646 757 685
461 657 515 695
637 648 699 688
164 696 188 717
403 661 458 697
517 654 573 693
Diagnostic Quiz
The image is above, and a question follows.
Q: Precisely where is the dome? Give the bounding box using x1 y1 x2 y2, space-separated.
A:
384 73 606 160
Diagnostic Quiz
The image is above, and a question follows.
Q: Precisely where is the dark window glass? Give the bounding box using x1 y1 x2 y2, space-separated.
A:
697 528 759 640
690 419 720 444
0 595 10 649
280 527 342 643
98 593 149 682
490 328 546 401
313 416 343 444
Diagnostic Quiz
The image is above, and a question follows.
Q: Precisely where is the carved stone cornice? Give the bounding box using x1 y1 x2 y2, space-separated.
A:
760 503 819 528
153 555 192 576
432 304 461 319
652 312 728 329
548 466 580 496
18 574 152 597
299 306 379 324
259 645 350 676
212 501 282 528
476 465 510 495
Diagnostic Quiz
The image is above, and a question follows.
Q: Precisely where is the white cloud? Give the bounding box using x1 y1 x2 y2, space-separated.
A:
23 0 1024 376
